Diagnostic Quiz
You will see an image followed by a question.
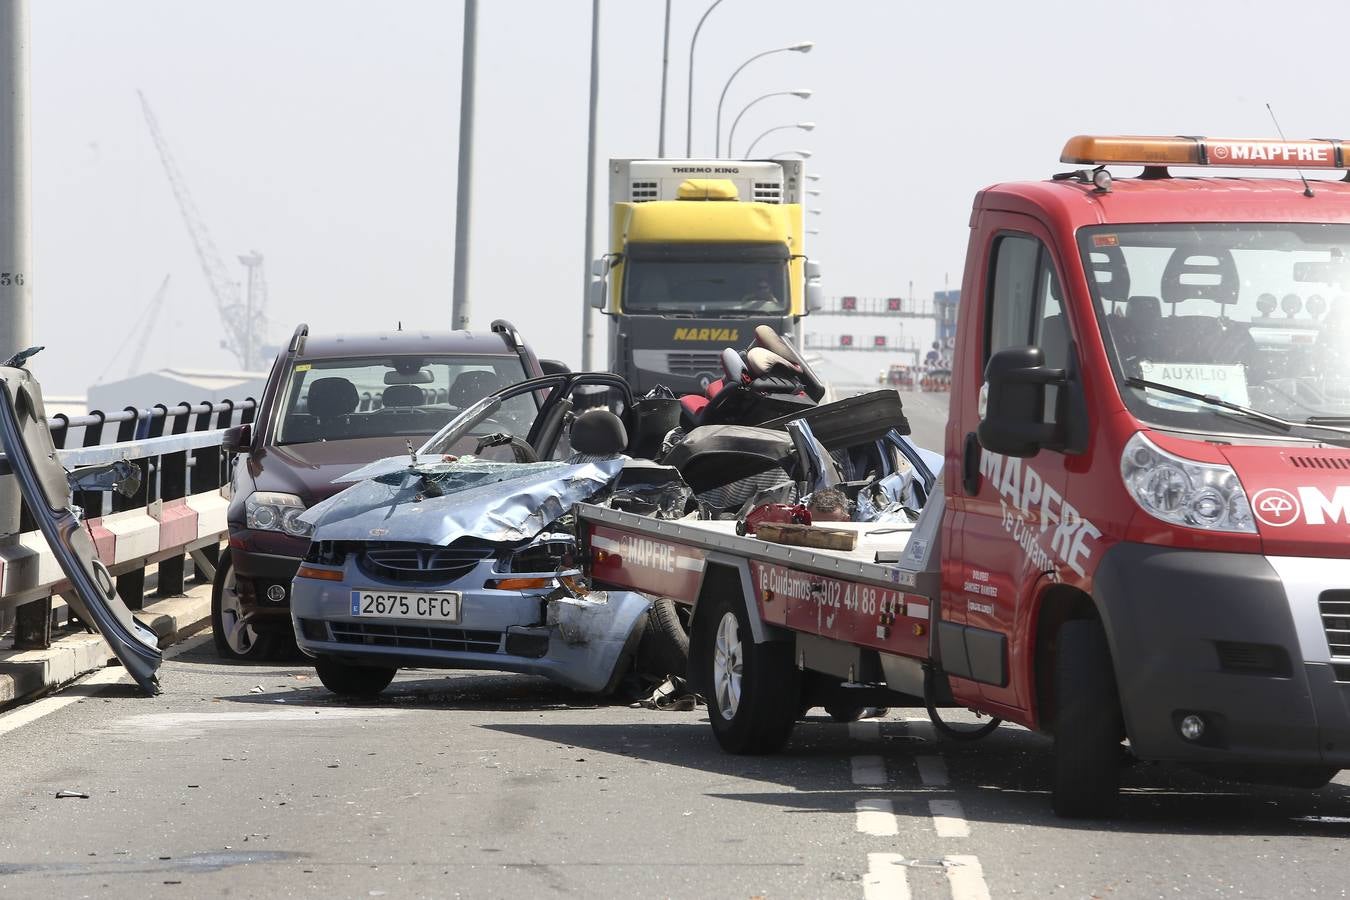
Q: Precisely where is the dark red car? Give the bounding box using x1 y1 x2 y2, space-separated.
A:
215 320 547 660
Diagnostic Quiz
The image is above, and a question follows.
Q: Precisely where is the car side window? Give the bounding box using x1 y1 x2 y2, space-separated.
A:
985 234 1041 362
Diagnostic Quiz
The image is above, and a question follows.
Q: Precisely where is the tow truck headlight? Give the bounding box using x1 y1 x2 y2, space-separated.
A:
244 492 313 538
1120 433 1255 533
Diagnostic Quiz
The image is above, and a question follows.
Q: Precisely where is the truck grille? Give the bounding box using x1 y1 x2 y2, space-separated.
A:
1319 591 1350 669
631 180 659 201
330 621 502 654
666 351 723 377
358 542 494 585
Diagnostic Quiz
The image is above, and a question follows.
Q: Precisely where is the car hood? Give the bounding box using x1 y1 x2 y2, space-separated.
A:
1220 443 1350 558
256 437 421 503
0 365 162 694
301 457 626 546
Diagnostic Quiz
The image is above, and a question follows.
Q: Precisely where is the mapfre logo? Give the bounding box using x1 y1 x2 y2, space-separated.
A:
1251 488 1301 527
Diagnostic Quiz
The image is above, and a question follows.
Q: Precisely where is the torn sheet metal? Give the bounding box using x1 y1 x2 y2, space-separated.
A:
539 589 651 692
0 366 162 695
301 457 626 545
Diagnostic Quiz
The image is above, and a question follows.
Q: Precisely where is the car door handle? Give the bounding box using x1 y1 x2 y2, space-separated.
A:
962 431 982 496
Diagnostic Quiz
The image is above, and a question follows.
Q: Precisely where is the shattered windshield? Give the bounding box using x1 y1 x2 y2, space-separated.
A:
1080 223 1350 434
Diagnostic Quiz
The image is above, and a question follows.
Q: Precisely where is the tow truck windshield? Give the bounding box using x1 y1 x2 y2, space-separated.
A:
1080 223 1350 436
621 242 789 316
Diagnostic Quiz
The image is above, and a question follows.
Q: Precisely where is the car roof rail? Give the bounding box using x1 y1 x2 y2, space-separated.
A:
490 319 521 350
288 323 310 354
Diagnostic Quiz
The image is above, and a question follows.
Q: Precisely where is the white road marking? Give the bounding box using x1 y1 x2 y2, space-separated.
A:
915 755 948 786
849 719 881 741
929 799 970 837
851 754 886 786
855 798 899 836
945 854 991 900
0 665 126 737
863 852 910 900
163 631 213 659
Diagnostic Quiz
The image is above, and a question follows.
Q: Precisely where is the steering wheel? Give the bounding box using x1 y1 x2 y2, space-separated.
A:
754 325 826 401
474 432 539 463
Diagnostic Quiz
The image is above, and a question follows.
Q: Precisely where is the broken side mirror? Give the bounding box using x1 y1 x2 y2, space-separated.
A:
221 423 252 454
977 346 1063 458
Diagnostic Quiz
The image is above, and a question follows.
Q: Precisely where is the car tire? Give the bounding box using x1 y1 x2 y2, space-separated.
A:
697 589 799 754
211 551 278 662
314 657 398 697
1051 618 1125 818
635 598 690 680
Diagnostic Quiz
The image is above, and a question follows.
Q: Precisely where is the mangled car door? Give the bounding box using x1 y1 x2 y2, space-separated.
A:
0 366 162 694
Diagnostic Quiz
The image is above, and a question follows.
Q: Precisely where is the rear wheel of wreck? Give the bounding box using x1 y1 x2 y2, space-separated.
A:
211 551 277 662
635 598 690 680
314 657 398 697
698 590 798 754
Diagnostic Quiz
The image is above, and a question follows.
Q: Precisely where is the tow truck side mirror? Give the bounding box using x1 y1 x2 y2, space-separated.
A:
221 423 252 454
977 346 1064 458
804 259 823 313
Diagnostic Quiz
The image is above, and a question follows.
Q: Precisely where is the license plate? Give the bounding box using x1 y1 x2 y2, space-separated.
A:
350 590 461 622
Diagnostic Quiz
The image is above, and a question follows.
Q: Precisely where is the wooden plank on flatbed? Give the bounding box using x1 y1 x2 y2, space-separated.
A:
753 522 858 551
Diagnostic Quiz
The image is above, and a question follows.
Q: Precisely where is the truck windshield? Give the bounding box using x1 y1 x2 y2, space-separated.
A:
622 242 789 316
1079 223 1350 436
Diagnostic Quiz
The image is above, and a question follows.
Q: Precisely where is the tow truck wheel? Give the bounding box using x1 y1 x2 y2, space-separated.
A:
1051 619 1125 818
698 592 798 754
211 551 278 662
314 658 398 697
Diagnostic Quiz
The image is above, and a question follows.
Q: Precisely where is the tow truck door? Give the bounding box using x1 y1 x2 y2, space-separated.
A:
948 214 1078 715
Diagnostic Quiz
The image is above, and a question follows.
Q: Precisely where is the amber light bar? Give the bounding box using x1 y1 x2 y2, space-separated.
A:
1062 135 1346 169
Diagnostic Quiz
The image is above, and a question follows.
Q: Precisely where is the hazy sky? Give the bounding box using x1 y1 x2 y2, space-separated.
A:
25 0 1350 396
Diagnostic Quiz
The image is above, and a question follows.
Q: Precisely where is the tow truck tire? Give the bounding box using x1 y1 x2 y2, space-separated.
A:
211 551 278 662
636 598 690 679
1051 618 1125 818
698 591 799 754
314 658 398 697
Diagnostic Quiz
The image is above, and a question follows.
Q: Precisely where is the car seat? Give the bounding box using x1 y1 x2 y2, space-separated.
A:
380 384 425 408
448 370 505 408
301 376 359 441
566 408 629 463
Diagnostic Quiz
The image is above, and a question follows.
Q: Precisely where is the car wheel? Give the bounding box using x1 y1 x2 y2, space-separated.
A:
697 590 798 754
314 657 398 697
211 551 277 662
635 598 690 680
1051 618 1125 818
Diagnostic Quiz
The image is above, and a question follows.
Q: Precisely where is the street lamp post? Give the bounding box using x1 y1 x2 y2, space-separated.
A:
657 0 672 155
450 0 478 331
767 149 812 159
580 0 600 370
726 88 810 160
684 0 726 158
714 42 812 157
742 122 815 158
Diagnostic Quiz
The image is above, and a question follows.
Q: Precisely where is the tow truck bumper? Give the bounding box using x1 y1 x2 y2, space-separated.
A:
1094 543 1350 769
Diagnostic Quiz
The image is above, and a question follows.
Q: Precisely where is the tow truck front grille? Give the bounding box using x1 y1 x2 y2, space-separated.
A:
1318 592 1350 673
358 542 493 585
330 621 503 654
666 351 723 377
1290 455 1350 470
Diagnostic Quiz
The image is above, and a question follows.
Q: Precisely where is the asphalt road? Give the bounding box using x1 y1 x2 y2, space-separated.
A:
2 636 1350 899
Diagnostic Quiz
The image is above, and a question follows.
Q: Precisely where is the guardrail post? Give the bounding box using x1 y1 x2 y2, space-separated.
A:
155 403 188 597
113 406 148 610
189 401 219 583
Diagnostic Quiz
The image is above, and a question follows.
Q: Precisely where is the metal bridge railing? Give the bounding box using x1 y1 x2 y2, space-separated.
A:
0 397 257 651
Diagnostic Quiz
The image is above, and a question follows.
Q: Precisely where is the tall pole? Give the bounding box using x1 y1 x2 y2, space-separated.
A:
684 0 725 158
580 0 600 370
451 0 478 331
0 0 32 366
657 0 671 156
0 0 32 546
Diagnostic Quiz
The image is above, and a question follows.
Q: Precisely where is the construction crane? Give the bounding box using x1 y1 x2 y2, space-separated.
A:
138 90 267 371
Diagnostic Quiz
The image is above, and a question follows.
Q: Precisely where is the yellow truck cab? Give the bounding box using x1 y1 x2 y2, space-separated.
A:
589 159 822 395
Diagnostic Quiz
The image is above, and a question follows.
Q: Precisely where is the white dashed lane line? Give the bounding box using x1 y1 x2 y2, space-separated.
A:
864 853 911 900
945 855 992 900
928 799 971 838
852 754 887 786
915 755 949 786
855 798 900 837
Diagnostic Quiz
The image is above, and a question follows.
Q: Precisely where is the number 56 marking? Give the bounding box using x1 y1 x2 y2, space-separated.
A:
0 273 25 286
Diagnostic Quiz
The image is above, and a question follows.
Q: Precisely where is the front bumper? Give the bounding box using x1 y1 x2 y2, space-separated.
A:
289 556 651 694
1095 542 1350 768
228 530 308 634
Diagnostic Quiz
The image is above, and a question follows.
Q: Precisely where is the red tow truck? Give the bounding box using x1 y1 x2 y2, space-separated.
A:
581 135 1350 817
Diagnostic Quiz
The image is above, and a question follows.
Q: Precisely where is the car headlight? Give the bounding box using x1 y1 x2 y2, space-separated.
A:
244 492 313 538
1120 432 1255 533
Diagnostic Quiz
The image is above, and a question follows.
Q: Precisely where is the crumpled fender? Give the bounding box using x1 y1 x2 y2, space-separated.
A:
542 589 652 693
